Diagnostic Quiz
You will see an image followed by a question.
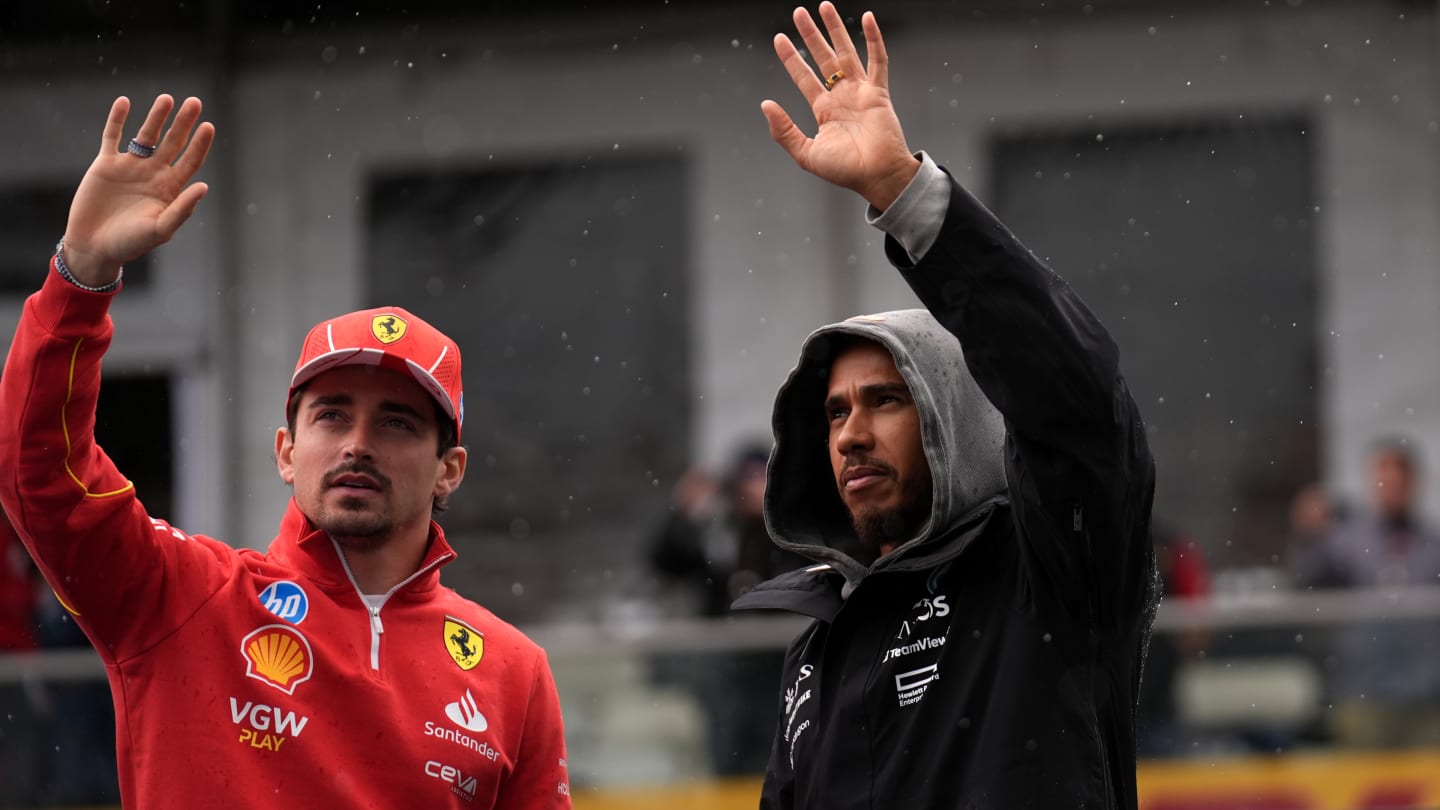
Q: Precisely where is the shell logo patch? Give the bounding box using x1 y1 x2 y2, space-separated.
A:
241 624 314 695
371 313 408 344
444 616 484 671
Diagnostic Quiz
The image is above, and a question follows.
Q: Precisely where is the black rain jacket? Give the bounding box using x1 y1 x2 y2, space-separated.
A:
734 170 1157 810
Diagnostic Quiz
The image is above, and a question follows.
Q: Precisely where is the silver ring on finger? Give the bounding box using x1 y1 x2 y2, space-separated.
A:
127 138 158 159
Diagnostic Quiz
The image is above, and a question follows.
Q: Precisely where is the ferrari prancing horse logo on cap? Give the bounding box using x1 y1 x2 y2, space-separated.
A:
371 314 408 344
444 616 484 671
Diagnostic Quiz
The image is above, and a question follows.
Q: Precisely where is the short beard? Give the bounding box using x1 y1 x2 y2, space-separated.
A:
314 497 392 551
311 462 395 549
851 492 932 557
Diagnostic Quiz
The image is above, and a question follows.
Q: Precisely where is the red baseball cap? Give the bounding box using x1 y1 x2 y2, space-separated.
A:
288 306 463 442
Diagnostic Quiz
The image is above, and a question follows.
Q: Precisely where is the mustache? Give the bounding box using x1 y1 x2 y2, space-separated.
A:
841 456 895 478
323 462 392 490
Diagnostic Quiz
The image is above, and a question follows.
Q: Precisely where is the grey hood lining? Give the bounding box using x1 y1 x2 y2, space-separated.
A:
764 309 1008 589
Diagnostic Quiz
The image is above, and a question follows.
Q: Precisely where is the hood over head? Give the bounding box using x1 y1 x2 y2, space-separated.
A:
765 309 1007 584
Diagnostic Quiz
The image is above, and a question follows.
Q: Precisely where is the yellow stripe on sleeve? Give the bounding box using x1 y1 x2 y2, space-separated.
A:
61 338 135 499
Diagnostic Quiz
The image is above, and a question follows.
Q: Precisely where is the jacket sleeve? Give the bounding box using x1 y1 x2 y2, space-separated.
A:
0 263 236 662
496 649 572 809
889 171 1156 628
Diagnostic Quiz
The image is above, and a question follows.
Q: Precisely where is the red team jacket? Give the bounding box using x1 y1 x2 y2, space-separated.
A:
0 266 571 808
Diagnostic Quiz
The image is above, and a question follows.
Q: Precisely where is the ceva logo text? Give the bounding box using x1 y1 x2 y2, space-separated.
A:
426 760 478 802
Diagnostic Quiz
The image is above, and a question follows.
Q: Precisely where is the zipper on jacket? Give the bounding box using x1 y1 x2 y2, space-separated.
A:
367 605 385 666
331 537 454 670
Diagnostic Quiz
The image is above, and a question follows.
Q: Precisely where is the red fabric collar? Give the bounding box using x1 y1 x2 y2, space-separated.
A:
265 499 456 598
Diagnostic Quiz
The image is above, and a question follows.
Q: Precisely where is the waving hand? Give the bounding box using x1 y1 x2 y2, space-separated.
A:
761 4 919 211
61 94 214 286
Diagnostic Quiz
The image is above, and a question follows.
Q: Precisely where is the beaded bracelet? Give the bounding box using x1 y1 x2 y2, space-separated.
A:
54 237 123 293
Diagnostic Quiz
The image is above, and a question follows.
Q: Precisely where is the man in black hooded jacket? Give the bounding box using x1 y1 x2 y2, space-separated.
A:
732 5 1157 809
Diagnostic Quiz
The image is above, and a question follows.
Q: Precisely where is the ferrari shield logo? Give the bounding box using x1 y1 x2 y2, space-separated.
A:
444 617 484 671
371 314 408 345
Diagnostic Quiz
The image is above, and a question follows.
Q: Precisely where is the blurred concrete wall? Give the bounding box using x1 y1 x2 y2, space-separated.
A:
1 1 1437 617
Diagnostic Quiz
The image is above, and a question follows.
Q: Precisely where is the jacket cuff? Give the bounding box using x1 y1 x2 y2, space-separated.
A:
866 151 950 262
33 256 118 335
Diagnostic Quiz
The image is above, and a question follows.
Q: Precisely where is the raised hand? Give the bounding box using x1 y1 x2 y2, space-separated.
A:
761 3 919 211
61 95 215 286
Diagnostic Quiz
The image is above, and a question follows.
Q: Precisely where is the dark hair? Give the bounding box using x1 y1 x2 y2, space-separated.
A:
725 442 771 486
285 386 459 512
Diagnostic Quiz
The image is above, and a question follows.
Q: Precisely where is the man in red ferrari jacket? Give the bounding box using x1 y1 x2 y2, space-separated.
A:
0 95 571 808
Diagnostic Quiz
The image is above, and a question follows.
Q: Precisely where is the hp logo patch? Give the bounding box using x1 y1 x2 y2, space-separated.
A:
258 581 309 624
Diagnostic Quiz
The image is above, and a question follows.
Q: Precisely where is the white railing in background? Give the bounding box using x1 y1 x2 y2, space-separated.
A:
5 584 1440 682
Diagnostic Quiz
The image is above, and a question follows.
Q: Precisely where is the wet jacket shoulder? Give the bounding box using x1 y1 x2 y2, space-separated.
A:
895 165 1156 627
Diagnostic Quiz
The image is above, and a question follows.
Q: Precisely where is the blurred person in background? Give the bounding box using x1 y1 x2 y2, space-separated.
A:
648 442 806 775
0 518 42 803
0 519 35 655
650 442 806 616
1 519 115 805
27 586 122 806
650 464 728 616
1135 519 1212 757
1288 437 1440 747
1287 480 1342 551
732 5 1156 808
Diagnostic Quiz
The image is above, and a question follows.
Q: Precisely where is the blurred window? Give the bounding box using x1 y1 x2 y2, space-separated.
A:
991 117 1318 567
0 183 151 295
364 155 691 622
